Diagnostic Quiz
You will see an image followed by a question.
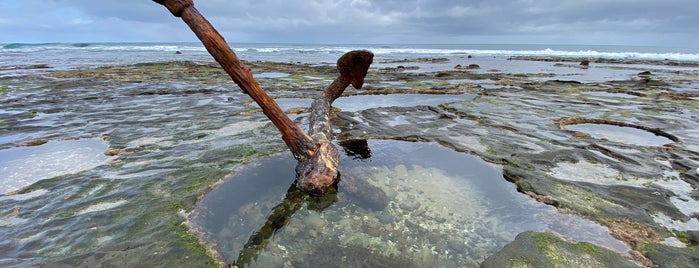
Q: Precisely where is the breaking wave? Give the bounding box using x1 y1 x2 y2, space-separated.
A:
2 42 698 62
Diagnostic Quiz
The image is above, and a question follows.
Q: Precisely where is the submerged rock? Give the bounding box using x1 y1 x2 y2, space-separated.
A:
482 231 637 268
339 138 371 159
19 138 48 147
340 173 388 211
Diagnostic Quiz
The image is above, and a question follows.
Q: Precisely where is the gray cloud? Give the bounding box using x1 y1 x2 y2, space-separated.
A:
0 0 697 47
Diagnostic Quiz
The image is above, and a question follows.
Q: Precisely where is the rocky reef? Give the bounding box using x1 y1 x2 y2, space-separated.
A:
1 56 698 267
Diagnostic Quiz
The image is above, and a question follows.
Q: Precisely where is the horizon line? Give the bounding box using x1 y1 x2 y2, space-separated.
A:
2 41 696 50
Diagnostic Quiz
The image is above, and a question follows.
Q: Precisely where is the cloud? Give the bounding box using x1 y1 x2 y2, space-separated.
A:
0 0 697 47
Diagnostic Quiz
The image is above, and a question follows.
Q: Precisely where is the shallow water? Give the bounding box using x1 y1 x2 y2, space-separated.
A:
272 93 475 113
374 56 664 83
583 91 638 98
0 138 111 194
566 123 674 146
190 140 628 267
254 72 290 79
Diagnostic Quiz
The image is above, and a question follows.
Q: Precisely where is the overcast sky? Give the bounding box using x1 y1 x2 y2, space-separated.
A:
1 0 697 48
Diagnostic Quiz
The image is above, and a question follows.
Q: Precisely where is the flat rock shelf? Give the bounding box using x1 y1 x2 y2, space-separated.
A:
0 54 697 267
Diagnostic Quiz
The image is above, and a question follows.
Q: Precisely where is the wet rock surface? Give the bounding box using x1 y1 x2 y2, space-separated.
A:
337 58 699 266
482 231 638 268
0 56 698 266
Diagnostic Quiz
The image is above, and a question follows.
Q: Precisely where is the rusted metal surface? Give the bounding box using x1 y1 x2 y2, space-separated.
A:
154 0 372 195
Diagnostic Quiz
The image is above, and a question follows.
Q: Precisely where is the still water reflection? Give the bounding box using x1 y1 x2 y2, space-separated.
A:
190 140 628 267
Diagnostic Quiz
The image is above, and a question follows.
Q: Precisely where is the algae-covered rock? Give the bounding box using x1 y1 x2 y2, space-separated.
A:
482 231 636 268
643 243 699 267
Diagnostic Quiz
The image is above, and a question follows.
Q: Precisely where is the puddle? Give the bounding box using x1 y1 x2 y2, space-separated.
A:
583 92 637 98
550 158 699 232
255 72 290 79
0 134 26 146
386 115 411 127
303 75 324 80
197 98 214 106
652 213 699 231
527 64 642 83
448 78 493 85
334 94 475 112
0 189 49 202
271 98 313 111
74 199 128 216
190 140 628 267
566 123 674 146
479 84 522 90
272 93 475 113
0 138 111 194
670 82 699 92
381 80 406 85
549 161 649 187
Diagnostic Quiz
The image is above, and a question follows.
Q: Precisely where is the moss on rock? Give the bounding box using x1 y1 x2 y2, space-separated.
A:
482 231 637 268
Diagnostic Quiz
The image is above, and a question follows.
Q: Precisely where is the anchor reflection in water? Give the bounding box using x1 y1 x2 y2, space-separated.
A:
232 179 337 267
232 139 373 267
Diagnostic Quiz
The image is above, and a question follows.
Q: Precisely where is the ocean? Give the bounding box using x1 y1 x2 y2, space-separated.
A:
2 42 698 71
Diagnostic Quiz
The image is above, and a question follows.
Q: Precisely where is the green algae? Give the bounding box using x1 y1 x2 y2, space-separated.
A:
0 111 274 266
482 231 637 268
183 167 228 194
170 212 221 267
2 56 698 267
643 242 699 267
111 167 235 266
542 180 619 218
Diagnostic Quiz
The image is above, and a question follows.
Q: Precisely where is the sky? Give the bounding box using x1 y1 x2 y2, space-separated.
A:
0 0 697 48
